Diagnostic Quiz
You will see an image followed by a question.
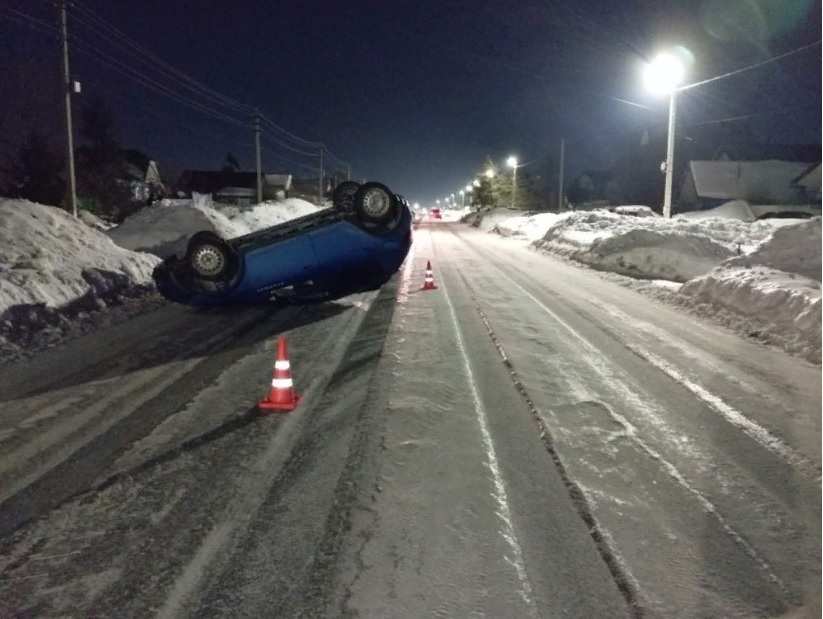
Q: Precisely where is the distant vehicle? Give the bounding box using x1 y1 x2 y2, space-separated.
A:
153 181 412 306
430 207 442 219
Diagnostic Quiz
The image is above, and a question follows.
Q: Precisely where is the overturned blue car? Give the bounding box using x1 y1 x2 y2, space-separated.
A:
153 181 412 306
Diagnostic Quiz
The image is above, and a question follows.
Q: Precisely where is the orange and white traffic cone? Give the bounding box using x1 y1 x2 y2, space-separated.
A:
421 260 438 290
259 336 301 413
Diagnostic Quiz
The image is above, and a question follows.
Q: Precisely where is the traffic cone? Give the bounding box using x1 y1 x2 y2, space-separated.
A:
259 336 301 413
421 260 438 290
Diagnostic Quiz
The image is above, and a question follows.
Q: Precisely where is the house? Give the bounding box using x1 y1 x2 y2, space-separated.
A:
176 170 293 205
793 163 821 203
122 158 166 204
678 160 818 212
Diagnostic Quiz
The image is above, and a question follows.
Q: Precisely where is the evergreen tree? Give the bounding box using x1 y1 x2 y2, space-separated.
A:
75 96 130 218
6 130 65 206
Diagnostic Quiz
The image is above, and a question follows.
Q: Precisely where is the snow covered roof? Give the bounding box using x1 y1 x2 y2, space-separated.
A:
793 163 821 191
179 170 294 193
264 173 292 190
688 160 810 203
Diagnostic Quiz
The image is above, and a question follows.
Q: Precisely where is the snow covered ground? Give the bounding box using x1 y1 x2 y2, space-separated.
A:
108 195 319 257
438 206 471 222
477 206 821 362
0 199 161 357
0 195 319 361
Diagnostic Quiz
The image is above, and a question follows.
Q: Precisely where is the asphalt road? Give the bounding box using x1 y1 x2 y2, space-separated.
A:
0 222 819 618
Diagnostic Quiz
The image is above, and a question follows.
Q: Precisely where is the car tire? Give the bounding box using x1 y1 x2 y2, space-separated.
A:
186 231 238 282
353 182 400 231
333 181 360 214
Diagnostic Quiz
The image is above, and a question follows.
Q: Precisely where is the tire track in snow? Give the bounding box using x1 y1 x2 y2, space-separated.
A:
447 266 644 618
447 230 793 602
435 238 537 616
568 299 819 479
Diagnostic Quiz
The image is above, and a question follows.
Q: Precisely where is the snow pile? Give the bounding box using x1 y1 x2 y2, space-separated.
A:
464 207 523 231
494 212 567 241
108 196 319 257
439 207 471 222
679 266 821 363
0 199 160 344
78 209 116 231
532 210 736 282
610 205 658 217
678 200 819 222
723 218 821 281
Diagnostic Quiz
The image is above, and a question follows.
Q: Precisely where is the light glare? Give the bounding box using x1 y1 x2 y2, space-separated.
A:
643 52 686 95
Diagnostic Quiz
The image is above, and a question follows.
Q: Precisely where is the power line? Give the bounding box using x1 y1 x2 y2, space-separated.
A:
259 127 320 157
678 40 821 92
258 115 324 149
70 0 253 114
2 7 57 36
69 34 252 129
7 4 347 166
684 100 820 128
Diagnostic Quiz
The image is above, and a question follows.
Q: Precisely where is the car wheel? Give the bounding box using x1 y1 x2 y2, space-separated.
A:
354 182 399 231
333 181 360 213
186 231 237 281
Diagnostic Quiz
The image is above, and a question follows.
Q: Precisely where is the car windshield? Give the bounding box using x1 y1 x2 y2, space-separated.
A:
1 1 820 617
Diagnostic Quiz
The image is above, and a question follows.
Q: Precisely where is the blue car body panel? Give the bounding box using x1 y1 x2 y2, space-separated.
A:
153 205 412 306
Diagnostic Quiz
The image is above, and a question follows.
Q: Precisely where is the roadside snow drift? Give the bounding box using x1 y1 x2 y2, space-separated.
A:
724 217 821 281
481 207 821 361
0 199 160 328
680 266 821 363
108 196 319 257
531 211 737 282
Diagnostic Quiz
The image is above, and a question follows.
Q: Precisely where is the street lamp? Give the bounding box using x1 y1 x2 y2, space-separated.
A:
643 51 687 218
472 179 480 187
485 168 495 179
507 155 518 209
459 189 465 208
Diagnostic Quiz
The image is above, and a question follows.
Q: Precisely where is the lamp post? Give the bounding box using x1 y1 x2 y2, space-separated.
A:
465 184 472 209
459 189 465 208
643 52 686 218
506 155 518 209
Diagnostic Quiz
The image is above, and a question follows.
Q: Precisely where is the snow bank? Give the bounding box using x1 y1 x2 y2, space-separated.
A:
678 200 819 222
78 209 116 231
724 218 821 281
679 266 821 363
494 212 567 241
108 196 319 257
610 205 658 217
532 211 735 282
0 199 160 338
464 207 523 231
439 207 470 222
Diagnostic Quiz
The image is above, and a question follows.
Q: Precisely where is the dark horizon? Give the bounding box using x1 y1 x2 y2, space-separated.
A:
2 0 821 205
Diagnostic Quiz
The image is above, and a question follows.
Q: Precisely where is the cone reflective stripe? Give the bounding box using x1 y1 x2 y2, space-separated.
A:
421 260 438 290
259 336 301 412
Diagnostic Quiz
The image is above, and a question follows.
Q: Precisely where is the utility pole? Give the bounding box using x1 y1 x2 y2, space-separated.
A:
254 111 262 203
318 147 325 206
558 138 565 211
511 165 517 209
662 92 677 218
59 0 78 218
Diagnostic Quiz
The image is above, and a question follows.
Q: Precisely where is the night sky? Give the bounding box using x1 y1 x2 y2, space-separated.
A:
3 0 821 204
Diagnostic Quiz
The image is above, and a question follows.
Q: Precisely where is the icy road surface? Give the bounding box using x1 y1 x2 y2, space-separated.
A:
0 223 819 618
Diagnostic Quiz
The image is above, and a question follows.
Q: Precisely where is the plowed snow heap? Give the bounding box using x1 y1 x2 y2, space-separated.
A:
0 199 160 338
